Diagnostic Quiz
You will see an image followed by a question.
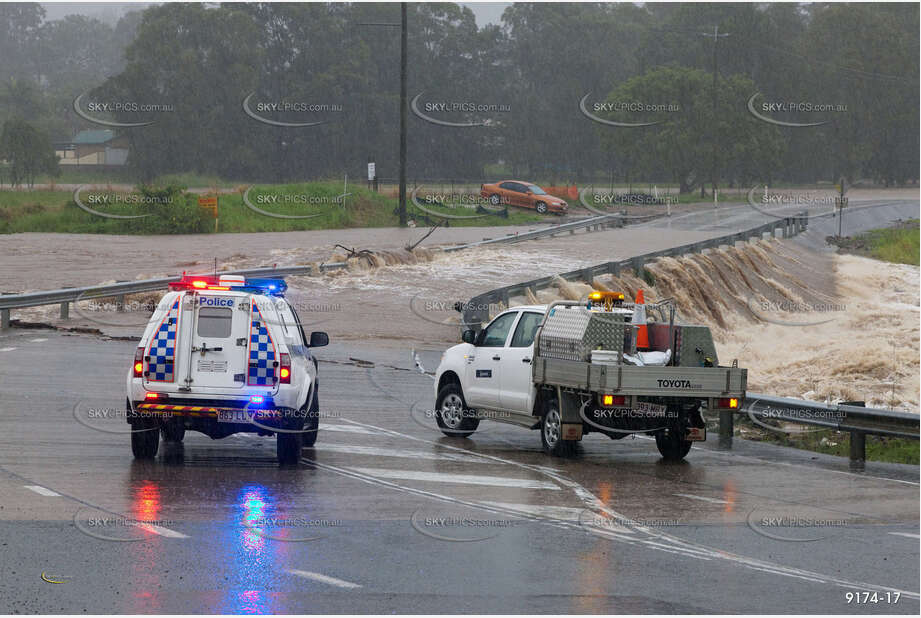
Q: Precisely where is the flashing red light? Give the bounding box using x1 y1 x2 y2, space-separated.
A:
133 347 144 377
145 392 159 400
279 353 291 384
191 280 208 289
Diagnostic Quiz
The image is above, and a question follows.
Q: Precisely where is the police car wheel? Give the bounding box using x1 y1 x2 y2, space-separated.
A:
301 387 320 448
541 397 576 457
160 417 185 443
277 431 303 466
131 421 160 459
435 383 479 438
655 428 692 461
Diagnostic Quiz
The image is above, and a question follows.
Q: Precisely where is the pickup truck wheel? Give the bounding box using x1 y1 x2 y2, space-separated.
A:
131 421 160 459
655 429 692 461
301 387 320 448
541 398 576 457
435 384 479 438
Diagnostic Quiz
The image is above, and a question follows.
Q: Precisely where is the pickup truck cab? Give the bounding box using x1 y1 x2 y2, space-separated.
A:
434 297 746 459
126 274 329 465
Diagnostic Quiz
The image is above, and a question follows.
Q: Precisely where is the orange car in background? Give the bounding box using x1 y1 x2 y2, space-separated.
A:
480 180 568 215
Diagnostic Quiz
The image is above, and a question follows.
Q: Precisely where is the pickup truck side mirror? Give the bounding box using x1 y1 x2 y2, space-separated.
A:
309 331 329 347
461 329 476 344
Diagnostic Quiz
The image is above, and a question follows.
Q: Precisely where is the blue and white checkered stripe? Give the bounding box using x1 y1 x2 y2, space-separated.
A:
248 303 276 386
146 297 180 382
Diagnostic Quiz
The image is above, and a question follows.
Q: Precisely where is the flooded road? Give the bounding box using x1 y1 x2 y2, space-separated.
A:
0 331 917 613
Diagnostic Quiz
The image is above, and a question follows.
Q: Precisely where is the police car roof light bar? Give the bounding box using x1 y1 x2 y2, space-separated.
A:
169 274 287 296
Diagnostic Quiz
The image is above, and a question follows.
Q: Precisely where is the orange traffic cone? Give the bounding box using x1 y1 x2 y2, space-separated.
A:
632 289 650 350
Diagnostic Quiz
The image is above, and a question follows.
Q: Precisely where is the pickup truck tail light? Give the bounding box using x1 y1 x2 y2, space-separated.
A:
600 394 626 407
716 397 739 409
279 353 291 384
133 347 144 377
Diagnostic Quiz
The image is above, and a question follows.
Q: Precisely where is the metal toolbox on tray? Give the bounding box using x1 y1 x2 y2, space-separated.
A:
537 305 631 362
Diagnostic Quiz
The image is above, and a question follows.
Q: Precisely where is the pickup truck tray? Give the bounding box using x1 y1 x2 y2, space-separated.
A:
533 357 747 397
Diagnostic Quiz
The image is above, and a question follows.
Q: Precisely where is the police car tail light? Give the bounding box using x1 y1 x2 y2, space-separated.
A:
145 392 159 400
133 347 144 377
279 353 291 384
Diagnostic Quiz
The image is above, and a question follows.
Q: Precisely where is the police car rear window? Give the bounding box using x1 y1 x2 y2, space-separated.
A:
197 307 232 338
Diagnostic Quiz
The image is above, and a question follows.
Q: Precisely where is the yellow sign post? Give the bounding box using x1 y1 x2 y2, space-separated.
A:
198 196 219 232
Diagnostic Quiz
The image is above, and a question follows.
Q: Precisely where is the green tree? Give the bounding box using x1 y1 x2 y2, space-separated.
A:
0 118 59 188
598 66 783 194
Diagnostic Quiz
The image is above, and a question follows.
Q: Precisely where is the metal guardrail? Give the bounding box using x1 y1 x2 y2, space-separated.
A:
460 212 809 330
454 209 921 471
0 211 669 328
0 210 806 329
724 393 920 471
0 263 345 328
444 213 637 252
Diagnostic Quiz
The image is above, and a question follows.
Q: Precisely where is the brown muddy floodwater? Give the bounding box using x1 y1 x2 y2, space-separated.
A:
4 221 917 412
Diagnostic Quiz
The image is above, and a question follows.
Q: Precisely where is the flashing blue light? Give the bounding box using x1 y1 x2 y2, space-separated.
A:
250 395 264 404
241 278 287 296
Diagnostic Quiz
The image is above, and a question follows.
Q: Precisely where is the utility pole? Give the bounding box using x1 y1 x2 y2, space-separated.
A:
701 25 729 199
836 176 848 238
399 2 407 226
357 5 408 226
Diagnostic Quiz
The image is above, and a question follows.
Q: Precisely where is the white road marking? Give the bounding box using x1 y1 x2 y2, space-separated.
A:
321 424 381 436
318 443 489 464
137 523 189 539
673 493 730 504
24 486 186 537
287 569 361 589
0 347 16 352
888 532 920 539
335 417 920 600
347 467 560 490
479 501 598 523
29 338 48 343
23 485 60 497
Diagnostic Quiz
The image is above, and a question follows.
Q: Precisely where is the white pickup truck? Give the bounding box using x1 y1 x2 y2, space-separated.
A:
433 296 746 459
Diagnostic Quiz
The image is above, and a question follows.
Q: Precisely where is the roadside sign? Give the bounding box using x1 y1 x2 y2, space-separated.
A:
367 162 375 181
198 196 219 232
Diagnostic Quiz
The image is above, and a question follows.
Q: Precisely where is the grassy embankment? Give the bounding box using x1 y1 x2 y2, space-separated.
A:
0 181 541 234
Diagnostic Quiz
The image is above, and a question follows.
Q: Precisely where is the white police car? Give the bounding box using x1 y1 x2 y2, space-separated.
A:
126 274 328 465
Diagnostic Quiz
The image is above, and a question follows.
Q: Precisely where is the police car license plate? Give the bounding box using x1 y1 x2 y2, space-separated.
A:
635 402 667 417
217 409 251 423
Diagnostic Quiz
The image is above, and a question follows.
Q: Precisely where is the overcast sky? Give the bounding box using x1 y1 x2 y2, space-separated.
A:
41 2 512 27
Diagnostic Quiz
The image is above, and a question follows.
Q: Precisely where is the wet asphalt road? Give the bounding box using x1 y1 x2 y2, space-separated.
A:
0 332 918 614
